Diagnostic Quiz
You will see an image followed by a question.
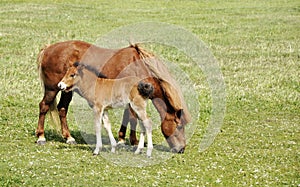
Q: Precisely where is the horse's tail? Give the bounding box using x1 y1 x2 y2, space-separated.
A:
37 46 61 132
132 44 192 124
138 82 154 98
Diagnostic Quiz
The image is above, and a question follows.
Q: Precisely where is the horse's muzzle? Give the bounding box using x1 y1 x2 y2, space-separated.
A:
178 147 185 154
171 147 185 154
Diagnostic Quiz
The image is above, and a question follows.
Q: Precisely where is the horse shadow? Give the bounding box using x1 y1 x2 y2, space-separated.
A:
38 130 171 153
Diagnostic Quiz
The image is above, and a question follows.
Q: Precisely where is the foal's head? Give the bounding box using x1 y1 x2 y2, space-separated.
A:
57 64 80 92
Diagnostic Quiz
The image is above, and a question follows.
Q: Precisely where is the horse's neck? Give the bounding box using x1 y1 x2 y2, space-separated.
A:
77 71 97 105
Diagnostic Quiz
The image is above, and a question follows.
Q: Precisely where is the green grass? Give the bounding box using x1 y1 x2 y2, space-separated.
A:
0 0 299 186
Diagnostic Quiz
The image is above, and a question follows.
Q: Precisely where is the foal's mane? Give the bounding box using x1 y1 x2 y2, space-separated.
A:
74 61 107 78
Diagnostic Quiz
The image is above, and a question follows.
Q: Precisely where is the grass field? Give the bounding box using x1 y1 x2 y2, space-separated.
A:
0 0 299 186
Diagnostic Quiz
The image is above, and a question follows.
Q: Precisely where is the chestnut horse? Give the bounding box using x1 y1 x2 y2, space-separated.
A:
37 40 191 153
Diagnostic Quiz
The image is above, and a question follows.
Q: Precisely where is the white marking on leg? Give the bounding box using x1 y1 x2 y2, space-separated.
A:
144 118 153 158
93 108 103 155
135 120 145 155
66 137 76 144
102 111 117 153
117 139 126 145
37 137 46 143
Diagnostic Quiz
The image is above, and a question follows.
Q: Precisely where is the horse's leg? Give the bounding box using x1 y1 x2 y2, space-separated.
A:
102 111 117 153
118 109 129 144
118 108 138 145
93 107 103 155
36 90 58 145
57 91 76 144
128 107 138 145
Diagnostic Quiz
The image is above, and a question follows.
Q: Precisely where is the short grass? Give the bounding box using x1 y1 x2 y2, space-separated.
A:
0 0 299 186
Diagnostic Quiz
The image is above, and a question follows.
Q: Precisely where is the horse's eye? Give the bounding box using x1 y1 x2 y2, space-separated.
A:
70 74 76 78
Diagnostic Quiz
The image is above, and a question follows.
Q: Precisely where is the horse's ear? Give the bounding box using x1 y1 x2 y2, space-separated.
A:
176 109 183 119
175 109 183 123
160 81 192 124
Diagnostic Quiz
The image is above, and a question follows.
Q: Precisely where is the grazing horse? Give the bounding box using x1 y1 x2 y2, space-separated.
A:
37 40 191 153
58 62 155 157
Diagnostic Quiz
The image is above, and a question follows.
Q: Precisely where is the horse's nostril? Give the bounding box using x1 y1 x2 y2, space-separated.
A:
171 147 185 154
178 147 185 154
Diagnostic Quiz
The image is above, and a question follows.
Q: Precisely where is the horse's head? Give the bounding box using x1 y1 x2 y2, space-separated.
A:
58 62 82 92
161 109 186 153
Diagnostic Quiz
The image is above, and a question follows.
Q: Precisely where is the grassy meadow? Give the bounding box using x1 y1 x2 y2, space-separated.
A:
0 0 299 186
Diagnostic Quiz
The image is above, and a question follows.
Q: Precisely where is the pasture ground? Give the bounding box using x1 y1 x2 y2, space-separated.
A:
0 0 299 186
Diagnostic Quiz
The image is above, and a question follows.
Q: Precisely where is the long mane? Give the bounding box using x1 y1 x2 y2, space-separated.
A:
74 61 107 78
131 44 192 124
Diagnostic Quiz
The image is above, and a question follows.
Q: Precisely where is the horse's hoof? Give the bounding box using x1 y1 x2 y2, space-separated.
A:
66 138 77 145
36 138 46 145
36 140 46 145
117 139 126 145
66 140 77 145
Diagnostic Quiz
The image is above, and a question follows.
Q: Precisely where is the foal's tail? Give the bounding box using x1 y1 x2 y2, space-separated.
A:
37 46 61 132
137 82 154 98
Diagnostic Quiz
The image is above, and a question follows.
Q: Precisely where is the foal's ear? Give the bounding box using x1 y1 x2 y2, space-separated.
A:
73 62 85 71
73 61 80 67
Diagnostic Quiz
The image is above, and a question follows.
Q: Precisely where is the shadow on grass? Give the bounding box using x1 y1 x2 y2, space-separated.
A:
36 130 171 153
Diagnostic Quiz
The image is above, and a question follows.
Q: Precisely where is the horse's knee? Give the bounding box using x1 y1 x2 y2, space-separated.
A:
39 101 50 114
58 107 67 117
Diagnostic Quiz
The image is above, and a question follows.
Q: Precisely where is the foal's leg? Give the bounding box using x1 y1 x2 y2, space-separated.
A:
143 118 153 157
102 111 117 153
135 120 145 155
93 108 103 155
57 91 76 144
131 101 153 157
36 90 58 145
134 118 154 157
